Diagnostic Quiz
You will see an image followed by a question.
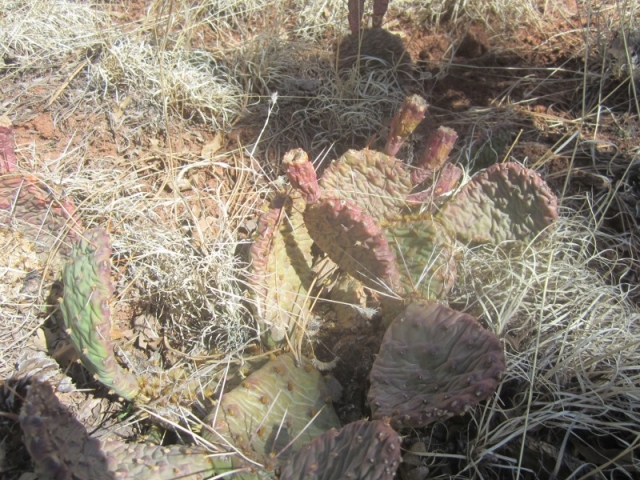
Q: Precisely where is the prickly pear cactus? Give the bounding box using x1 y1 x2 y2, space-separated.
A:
368 302 505 429
249 193 314 345
59 227 140 400
384 218 457 302
203 353 341 464
279 419 402 480
20 380 259 480
438 162 559 245
0 173 81 254
304 197 402 293
318 148 412 222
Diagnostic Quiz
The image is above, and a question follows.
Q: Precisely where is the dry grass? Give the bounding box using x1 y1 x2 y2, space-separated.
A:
1 0 640 478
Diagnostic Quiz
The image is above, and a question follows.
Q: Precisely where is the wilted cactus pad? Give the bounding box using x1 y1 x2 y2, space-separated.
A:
368 303 505 429
304 197 401 293
203 353 340 463
438 162 558 244
319 149 412 222
249 194 314 344
279 420 402 480
60 227 139 400
20 380 256 480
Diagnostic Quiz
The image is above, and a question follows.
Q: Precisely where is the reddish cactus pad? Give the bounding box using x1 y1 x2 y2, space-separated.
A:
368 303 505 429
304 197 402 294
279 420 402 480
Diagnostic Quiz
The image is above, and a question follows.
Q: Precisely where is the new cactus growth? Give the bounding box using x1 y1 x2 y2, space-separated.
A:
279 419 402 480
20 380 260 480
0 123 17 172
203 353 341 463
368 303 506 429
59 227 140 400
384 94 428 156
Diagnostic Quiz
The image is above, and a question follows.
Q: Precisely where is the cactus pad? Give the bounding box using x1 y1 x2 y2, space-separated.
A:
368 303 505 429
20 380 259 479
438 162 558 245
249 194 314 345
60 227 139 400
385 218 456 301
203 353 341 463
318 149 412 222
279 419 402 480
304 197 401 294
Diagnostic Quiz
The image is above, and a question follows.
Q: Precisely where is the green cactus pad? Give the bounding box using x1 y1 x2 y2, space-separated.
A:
279 419 402 480
368 303 505 429
318 149 412 222
304 197 401 294
60 227 139 400
0 173 81 254
249 194 314 345
203 353 341 463
438 162 558 245
384 217 456 302
20 380 259 480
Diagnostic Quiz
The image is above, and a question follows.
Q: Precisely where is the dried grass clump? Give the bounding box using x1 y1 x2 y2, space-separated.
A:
243 47 408 161
290 0 347 40
58 159 254 356
88 38 246 131
446 209 640 478
0 0 108 70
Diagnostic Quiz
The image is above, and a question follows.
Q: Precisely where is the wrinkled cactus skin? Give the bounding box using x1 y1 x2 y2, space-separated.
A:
438 162 559 245
249 194 314 345
20 380 259 480
203 353 341 463
368 302 505 429
304 197 402 293
318 149 412 222
60 227 140 400
279 419 402 480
